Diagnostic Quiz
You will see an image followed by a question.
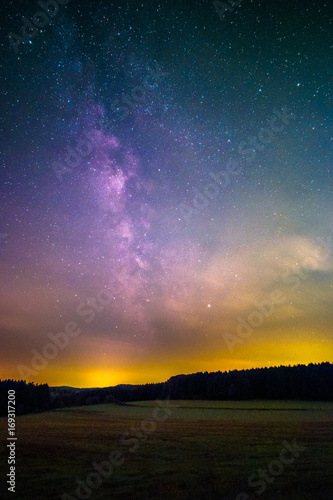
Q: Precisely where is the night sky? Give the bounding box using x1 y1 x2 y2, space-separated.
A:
0 0 332 387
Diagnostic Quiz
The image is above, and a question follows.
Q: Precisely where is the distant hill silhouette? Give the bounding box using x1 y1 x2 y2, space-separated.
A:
42 361 333 409
1 362 332 415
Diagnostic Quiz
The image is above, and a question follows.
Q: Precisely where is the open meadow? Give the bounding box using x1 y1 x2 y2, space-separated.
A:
1 400 332 500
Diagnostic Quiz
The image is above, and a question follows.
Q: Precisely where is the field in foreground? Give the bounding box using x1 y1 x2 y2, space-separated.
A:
1 400 332 500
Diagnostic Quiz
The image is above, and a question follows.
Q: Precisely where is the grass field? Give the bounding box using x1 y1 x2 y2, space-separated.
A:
1 400 332 500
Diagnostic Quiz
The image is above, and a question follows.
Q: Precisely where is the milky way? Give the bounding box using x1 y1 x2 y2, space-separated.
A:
0 0 332 386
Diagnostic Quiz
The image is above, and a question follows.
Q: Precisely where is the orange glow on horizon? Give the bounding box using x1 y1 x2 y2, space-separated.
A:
3 344 330 389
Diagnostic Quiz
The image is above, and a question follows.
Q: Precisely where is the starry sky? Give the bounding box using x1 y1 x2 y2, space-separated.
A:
0 0 332 388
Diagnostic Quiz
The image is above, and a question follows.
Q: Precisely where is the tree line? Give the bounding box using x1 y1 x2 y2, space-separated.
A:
0 380 50 416
1 362 332 416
